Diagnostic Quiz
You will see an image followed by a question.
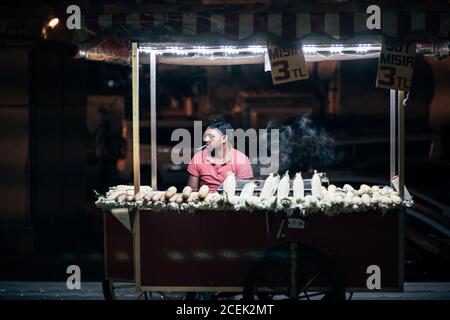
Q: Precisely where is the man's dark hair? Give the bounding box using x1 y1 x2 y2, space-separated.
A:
206 119 233 135
206 119 233 142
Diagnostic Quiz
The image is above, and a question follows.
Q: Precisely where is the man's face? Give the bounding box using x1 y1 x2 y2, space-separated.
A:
203 127 226 151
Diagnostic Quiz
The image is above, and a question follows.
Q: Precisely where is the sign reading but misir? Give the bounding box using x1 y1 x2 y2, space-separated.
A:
376 39 416 91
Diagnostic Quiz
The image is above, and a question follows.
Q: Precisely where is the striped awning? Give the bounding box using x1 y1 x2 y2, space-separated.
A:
73 3 450 64
81 11 450 41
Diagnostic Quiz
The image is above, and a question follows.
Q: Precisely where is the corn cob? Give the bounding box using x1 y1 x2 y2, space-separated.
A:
259 173 274 200
222 171 236 197
182 186 192 199
175 195 184 204
143 191 154 202
198 185 209 200
311 170 322 199
277 171 290 202
293 172 304 201
165 186 177 200
115 193 128 202
187 192 199 203
240 181 257 198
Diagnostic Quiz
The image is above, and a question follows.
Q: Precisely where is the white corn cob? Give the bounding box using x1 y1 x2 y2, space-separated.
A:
204 192 220 203
334 195 344 205
357 184 371 195
391 195 402 205
273 174 280 193
327 184 337 194
115 193 128 202
352 196 362 205
380 195 392 205
182 186 192 199
259 173 273 199
143 191 154 202
293 172 304 201
259 173 274 200
198 185 209 200
152 192 165 202
187 192 199 203
361 194 371 206
240 181 257 198
106 190 127 201
168 194 178 203
321 186 328 199
175 195 184 205
165 186 177 200
261 195 277 208
222 171 236 197
343 184 354 192
133 190 148 201
277 171 290 202
311 170 322 199
228 195 240 206
245 196 262 209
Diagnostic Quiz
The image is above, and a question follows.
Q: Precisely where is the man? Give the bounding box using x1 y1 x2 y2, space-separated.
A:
187 119 253 192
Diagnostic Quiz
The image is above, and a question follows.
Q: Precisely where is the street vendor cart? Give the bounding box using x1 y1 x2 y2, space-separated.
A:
78 2 450 300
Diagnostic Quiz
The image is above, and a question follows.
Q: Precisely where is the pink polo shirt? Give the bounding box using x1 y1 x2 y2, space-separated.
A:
187 148 253 192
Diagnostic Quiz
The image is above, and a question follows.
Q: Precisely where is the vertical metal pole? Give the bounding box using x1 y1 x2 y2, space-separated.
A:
397 90 406 292
131 43 141 291
389 89 397 186
132 43 140 194
398 90 405 200
150 51 157 190
133 208 141 290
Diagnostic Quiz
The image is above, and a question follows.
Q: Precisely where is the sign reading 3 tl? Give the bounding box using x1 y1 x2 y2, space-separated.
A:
268 43 309 85
376 39 416 91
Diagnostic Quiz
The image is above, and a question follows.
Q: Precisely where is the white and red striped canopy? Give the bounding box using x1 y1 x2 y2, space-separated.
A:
75 3 450 64
82 11 449 41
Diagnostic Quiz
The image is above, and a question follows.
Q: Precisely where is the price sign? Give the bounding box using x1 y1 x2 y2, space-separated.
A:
376 39 416 91
268 43 309 85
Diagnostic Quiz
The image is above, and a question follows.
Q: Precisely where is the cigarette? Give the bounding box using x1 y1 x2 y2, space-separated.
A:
197 144 207 151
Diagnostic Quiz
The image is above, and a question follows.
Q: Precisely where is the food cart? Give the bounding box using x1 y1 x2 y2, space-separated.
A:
77 2 449 300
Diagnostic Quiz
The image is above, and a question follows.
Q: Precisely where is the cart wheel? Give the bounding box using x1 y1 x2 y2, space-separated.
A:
243 242 345 300
102 280 150 300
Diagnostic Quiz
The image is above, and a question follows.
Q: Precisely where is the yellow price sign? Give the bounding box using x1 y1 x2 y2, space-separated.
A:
376 39 416 91
268 43 309 85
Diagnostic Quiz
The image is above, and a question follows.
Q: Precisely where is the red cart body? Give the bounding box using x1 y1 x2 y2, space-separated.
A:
104 209 403 293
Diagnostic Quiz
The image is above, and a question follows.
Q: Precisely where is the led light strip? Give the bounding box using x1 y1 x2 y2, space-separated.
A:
138 44 381 56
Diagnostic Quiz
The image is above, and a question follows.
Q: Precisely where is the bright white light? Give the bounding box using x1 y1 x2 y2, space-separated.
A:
48 17 59 28
330 45 343 53
356 44 372 53
302 45 317 53
138 44 381 57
